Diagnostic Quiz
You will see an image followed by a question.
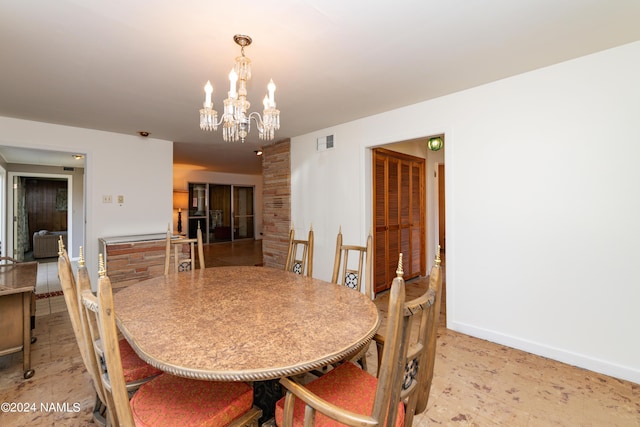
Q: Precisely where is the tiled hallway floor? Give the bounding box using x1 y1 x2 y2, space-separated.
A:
1 241 638 426
34 259 67 318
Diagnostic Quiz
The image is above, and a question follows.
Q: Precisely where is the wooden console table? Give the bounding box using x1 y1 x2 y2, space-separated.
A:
100 233 172 289
0 261 37 379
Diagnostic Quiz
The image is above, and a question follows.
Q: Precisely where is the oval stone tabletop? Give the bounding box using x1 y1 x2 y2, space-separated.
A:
113 266 381 381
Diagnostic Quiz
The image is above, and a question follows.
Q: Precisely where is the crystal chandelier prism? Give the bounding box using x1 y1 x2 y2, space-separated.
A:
199 34 280 143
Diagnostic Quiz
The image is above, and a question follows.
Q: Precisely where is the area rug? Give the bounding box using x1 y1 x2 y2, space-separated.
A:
35 291 64 300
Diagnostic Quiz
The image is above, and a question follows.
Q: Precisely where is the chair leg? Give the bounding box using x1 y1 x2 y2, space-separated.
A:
358 354 368 371
92 393 107 426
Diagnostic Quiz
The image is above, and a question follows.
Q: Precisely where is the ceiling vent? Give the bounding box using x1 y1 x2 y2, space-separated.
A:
316 134 334 151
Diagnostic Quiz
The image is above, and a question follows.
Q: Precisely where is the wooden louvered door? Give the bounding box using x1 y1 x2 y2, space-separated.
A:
373 148 426 295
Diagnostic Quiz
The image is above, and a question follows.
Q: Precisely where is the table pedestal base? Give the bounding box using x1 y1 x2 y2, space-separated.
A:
253 380 283 424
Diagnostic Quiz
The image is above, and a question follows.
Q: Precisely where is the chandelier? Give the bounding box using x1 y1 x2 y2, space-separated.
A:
199 34 280 143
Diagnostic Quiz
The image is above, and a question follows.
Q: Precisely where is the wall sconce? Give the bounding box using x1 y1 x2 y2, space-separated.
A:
427 136 444 151
173 191 189 234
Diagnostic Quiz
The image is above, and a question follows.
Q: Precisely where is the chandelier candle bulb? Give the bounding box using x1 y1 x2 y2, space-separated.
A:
229 69 238 98
268 79 276 106
204 81 213 107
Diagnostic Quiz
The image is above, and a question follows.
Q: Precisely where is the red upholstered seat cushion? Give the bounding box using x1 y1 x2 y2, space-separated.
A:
131 374 254 427
275 362 405 427
119 338 163 383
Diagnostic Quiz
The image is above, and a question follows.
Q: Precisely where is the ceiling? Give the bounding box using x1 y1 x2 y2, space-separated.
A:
2 1 640 174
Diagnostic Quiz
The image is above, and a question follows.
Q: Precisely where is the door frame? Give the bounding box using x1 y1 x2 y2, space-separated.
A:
434 163 445 252
7 172 74 259
0 165 5 257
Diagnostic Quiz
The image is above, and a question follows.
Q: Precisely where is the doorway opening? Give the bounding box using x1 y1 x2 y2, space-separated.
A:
8 173 74 262
187 182 256 243
369 135 446 324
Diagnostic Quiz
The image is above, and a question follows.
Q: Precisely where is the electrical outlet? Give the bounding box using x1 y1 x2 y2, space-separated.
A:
103 195 113 203
117 195 124 204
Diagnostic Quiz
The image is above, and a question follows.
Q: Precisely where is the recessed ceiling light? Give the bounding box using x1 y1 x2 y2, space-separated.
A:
254 149 263 156
72 154 84 160
138 131 150 137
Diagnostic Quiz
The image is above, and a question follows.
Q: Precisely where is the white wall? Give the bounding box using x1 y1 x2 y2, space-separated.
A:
290 40 640 383
0 117 173 283
173 168 263 239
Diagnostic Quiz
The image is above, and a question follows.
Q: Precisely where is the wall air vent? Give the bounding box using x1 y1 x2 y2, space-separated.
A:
316 134 335 151
63 167 75 171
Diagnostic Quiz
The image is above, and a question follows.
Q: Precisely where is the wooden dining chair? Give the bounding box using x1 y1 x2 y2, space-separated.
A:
77 250 163 387
58 240 162 425
332 227 373 299
373 247 443 426
82 257 262 427
284 225 314 276
57 240 113 425
329 227 374 370
276 254 437 427
164 222 205 275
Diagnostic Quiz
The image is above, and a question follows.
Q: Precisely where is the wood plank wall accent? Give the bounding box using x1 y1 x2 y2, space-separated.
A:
25 178 68 239
262 139 291 269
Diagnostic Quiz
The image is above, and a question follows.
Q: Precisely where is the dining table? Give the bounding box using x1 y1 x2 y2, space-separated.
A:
0 260 38 379
113 265 381 421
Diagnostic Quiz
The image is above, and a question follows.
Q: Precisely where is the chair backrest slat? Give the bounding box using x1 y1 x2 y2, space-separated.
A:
197 223 205 269
164 225 172 275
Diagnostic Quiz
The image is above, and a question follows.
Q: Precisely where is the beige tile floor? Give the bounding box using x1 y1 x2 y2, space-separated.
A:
34 259 67 318
1 241 638 426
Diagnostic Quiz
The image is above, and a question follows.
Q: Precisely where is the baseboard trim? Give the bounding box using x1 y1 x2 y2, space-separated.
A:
449 321 640 385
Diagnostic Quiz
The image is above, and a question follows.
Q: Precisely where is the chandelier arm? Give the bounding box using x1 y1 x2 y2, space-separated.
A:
248 111 264 126
211 112 226 128
248 111 266 136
